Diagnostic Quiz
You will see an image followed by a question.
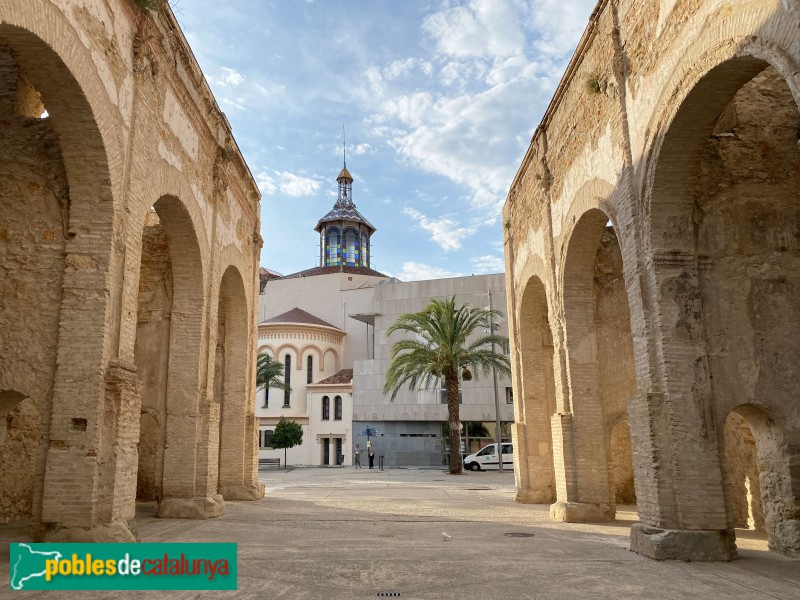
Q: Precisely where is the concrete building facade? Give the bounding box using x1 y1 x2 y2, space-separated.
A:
0 0 261 542
504 0 800 560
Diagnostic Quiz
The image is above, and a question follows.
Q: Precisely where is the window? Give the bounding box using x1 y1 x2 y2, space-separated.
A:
325 227 341 266
506 387 513 404
283 355 291 407
322 396 330 420
344 228 358 266
260 429 274 448
477 445 495 456
438 388 463 404
334 396 342 420
307 355 313 384
263 388 269 408
361 233 369 266
502 444 513 454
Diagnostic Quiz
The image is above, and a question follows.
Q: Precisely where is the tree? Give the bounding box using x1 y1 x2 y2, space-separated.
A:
271 416 303 469
256 352 291 404
383 296 511 474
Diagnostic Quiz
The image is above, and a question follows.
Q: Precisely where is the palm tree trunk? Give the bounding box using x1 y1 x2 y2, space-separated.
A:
445 370 462 474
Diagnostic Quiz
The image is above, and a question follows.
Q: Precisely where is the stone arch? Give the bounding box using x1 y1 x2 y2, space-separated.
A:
514 275 556 504
722 404 798 557
216 265 259 500
132 195 215 518
0 17 121 539
556 207 637 522
640 47 800 557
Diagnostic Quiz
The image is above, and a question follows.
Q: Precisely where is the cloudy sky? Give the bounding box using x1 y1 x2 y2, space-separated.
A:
176 0 597 280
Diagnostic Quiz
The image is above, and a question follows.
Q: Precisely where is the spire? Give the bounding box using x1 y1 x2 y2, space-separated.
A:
336 124 354 206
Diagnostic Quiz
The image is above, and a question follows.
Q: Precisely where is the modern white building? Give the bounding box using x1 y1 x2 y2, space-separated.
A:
255 163 512 467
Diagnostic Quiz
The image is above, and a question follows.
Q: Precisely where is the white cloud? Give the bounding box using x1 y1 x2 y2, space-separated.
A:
217 67 244 86
471 254 505 274
403 208 476 251
351 143 373 156
255 170 322 197
383 57 434 80
528 0 597 57
394 261 463 282
423 0 526 59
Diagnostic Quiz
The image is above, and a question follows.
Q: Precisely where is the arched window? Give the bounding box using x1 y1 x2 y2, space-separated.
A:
343 228 358 266
307 355 313 384
283 355 291 407
322 396 330 420
361 233 369 266
325 227 341 266
334 396 342 420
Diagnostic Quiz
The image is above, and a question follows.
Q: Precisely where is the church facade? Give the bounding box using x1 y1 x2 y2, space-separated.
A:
255 164 513 467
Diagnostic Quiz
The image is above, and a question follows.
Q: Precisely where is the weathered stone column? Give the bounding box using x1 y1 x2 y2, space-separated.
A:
629 253 735 560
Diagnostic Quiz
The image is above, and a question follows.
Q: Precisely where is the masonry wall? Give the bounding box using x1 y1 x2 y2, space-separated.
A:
504 0 800 559
0 52 64 523
0 0 261 540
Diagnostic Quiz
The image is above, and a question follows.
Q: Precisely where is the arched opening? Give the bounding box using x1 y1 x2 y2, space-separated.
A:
648 58 800 557
343 227 358 266
722 405 796 556
560 209 637 520
610 417 635 505
132 196 209 517
0 27 115 536
216 265 252 500
514 276 556 504
723 410 765 533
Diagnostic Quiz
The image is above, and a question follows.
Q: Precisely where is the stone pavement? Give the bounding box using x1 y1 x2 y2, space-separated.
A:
1 466 798 599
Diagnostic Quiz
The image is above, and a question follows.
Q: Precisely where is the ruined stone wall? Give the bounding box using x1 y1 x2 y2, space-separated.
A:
504 0 800 559
594 228 636 504
0 0 262 541
133 217 172 501
0 51 66 523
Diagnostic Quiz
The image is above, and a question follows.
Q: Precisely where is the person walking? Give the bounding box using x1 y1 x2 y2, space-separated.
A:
368 446 375 469
353 444 362 468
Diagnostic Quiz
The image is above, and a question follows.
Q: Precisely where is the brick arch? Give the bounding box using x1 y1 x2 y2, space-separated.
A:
721 404 798 557
557 206 637 522
216 264 258 500
635 35 800 558
514 275 556 504
0 13 124 539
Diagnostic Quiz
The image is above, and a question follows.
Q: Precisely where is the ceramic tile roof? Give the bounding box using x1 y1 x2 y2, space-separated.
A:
314 203 376 232
316 369 353 385
260 307 340 330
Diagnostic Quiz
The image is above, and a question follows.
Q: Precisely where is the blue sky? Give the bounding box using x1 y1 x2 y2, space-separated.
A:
176 0 596 280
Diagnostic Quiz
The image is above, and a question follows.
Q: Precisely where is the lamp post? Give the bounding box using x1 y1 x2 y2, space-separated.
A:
487 289 503 472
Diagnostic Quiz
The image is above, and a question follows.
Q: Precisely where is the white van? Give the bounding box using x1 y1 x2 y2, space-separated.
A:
463 443 513 471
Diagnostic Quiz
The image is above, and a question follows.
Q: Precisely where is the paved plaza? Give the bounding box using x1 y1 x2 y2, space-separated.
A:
1 466 798 599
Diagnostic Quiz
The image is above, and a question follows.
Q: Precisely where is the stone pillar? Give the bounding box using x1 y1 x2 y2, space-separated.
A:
629 253 735 560
41 362 142 542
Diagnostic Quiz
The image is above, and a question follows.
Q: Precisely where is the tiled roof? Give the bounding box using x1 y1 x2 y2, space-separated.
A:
260 307 340 330
316 369 353 385
280 265 388 279
315 203 375 232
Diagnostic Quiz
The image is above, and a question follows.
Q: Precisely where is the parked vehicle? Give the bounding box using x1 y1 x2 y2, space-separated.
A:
463 443 513 471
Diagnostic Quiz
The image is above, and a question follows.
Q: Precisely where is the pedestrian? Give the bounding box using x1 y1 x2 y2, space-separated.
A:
368 446 375 469
354 443 361 468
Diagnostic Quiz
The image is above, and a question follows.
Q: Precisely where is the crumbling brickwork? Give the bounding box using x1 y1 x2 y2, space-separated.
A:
0 0 262 542
505 0 800 560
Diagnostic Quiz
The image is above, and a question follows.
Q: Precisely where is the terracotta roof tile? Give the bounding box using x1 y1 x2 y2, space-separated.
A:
316 369 353 385
261 307 340 330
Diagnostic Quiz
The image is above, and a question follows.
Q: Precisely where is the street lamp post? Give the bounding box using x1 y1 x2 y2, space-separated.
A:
487 289 503 472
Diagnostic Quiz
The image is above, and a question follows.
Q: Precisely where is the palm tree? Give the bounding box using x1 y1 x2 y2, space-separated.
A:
383 296 511 474
256 352 291 402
